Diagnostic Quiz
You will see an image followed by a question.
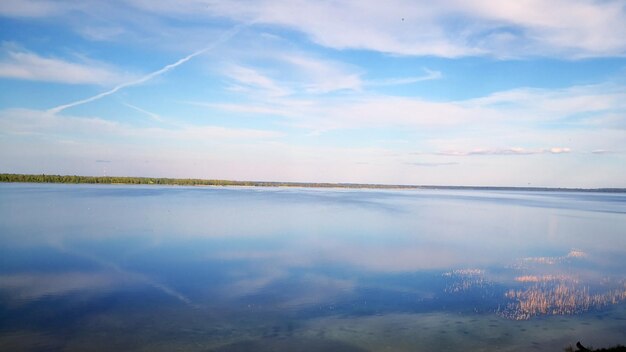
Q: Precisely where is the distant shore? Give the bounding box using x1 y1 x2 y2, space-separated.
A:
1 173 624 193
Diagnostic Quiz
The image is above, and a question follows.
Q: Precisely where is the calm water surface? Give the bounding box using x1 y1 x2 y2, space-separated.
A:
1 183 625 351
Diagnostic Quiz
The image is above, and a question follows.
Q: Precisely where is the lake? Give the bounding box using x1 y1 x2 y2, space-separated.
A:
1 183 625 351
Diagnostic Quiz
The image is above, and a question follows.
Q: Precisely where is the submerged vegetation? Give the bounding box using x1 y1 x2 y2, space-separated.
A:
1 173 625 192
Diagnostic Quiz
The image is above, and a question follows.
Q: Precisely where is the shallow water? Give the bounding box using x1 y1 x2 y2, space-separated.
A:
1 183 625 351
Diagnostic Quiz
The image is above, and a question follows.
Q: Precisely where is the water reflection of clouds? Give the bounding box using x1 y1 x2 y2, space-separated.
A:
2 187 410 244
2 185 626 324
214 265 355 310
419 191 626 215
278 274 355 309
0 267 196 308
213 241 493 273
0 272 128 302
4 186 625 262
221 267 289 298
323 245 483 272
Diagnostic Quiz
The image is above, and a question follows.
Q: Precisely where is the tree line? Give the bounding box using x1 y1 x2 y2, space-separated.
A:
1 173 623 192
0 173 409 189
0 173 263 186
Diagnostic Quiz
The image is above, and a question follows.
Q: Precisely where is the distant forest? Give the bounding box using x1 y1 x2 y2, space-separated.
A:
0 173 624 192
0 173 406 189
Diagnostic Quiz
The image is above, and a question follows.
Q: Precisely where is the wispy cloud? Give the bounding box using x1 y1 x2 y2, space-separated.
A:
406 161 459 167
277 54 363 93
4 1 626 59
201 0 626 58
187 101 296 117
212 81 626 132
0 108 283 141
123 102 165 123
221 54 365 97
436 147 571 156
591 149 621 154
0 45 131 85
469 85 626 117
367 68 442 87
224 65 292 97
0 0 72 18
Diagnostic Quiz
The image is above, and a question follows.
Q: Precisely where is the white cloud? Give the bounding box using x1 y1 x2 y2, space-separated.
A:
0 108 283 141
201 0 480 57
591 149 621 154
407 161 459 167
0 46 131 85
548 147 571 154
224 65 292 97
78 25 126 41
470 85 626 118
459 0 626 57
122 102 164 122
151 125 282 140
277 54 363 93
198 80 625 172
436 147 571 156
5 1 626 58
127 0 210 16
188 101 296 117
219 53 366 98
223 82 626 131
367 68 442 87
0 0 72 18
206 94 494 131
199 0 626 58
0 108 119 137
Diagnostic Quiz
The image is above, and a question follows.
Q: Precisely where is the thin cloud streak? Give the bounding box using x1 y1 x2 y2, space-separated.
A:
123 102 165 123
591 149 622 154
210 82 626 132
224 64 292 97
406 162 459 167
367 68 442 87
0 108 283 141
47 23 249 115
0 47 130 85
436 147 572 156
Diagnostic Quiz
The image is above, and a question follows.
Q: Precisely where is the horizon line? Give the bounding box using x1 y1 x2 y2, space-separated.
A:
1 173 624 193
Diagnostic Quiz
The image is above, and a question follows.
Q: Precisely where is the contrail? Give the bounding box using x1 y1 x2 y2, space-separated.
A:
122 102 165 122
48 24 248 115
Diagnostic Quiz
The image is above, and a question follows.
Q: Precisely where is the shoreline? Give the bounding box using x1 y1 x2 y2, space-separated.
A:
1 173 624 193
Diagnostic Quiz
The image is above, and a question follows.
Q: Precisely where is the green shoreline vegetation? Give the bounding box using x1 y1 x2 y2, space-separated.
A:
0 173 407 189
1 173 625 192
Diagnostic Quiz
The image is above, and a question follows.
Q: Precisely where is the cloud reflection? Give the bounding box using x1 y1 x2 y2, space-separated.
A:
0 272 126 302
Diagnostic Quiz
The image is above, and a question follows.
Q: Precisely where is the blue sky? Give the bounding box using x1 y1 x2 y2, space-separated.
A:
1 0 625 187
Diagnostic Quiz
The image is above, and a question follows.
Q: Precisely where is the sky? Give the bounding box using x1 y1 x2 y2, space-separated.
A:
0 0 625 188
